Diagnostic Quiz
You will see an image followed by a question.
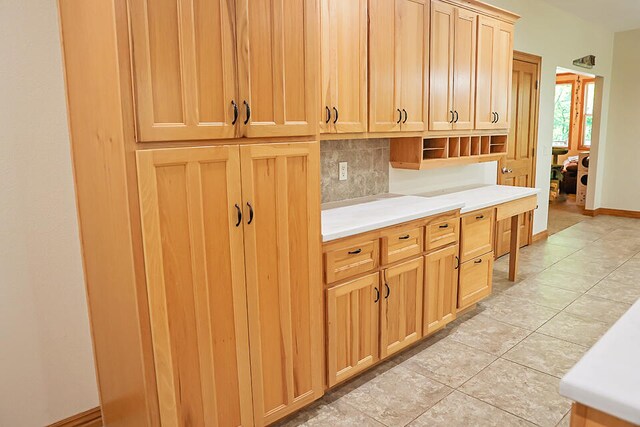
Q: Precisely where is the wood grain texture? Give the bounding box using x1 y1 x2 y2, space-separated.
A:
458 252 494 310
423 245 459 335
460 208 495 262
570 403 637 427
382 226 424 265
429 0 455 131
452 7 477 130
48 407 102 427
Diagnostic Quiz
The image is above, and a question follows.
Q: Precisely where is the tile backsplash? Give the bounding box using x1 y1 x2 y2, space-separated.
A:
321 139 390 203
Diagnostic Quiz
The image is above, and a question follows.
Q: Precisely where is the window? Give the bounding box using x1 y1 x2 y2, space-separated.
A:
580 81 595 149
553 83 573 147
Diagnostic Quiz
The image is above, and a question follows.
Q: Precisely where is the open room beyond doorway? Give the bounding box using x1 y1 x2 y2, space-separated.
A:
549 67 601 235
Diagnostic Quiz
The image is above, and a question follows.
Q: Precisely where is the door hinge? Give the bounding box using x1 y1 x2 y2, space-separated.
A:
535 80 539 90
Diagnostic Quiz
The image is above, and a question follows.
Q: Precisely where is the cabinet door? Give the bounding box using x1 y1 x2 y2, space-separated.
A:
475 16 497 129
458 252 494 310
240 142 323 425
322 0 368 133
326 273 380 387
319 0 332 133
460 209 495 262
452 8 477 130
397 0 428 132
493 21 514 129
237 0 319 138
369 0 401 132
429 1 455 131
381 258 424 358
424 245 459 336
129 0 239 142
136 146 254 427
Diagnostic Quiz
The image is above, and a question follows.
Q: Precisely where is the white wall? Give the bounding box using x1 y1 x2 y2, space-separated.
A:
391 0 615 234
600 29 640 211
0 1 99 426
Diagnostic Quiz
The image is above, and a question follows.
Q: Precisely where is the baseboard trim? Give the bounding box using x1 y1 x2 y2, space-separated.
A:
48 407 102 427
532 230 549 242
584 208 640 218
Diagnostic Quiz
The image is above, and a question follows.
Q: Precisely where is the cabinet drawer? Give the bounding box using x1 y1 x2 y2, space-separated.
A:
460 208 494 262
325 239 380 284
458 252 493 310
381 227 424 265
426 217 459 251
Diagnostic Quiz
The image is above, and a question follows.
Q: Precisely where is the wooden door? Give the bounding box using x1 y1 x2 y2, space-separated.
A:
369 0 401 132
136 146 254 427
493 21 515 129
236 0 319 138
380 258 424 358
326 273 380 387
496 54 540 257
452 8 476 130
129 0 239 142
423 245 458 336
429 1 455 131
397 0 428 132
320 0 368 133
475 15 497 130
240 142 323 425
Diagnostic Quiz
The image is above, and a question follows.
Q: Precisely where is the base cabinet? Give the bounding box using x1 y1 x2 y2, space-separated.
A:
326 273 380 387
137 142 323 427
458 252 494 310
424 245 459 335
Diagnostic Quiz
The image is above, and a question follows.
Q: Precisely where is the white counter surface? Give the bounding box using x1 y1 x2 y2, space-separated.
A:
321 185 540 242
560 299 640 425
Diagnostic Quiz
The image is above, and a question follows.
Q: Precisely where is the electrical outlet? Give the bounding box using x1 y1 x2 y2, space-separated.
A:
339 162 348 181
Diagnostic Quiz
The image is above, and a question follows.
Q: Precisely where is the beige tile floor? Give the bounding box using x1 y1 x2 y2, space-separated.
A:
276 214 640 427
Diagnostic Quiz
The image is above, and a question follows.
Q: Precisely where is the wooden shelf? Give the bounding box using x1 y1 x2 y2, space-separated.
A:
390 134 508 170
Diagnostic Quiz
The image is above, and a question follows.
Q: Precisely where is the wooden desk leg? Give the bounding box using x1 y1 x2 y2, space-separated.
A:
509 215 520 282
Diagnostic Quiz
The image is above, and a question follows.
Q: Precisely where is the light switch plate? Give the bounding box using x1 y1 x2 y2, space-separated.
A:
339 162 348 181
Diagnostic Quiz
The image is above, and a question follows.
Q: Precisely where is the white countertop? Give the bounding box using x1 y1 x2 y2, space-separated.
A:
321 185 541 242
560 300 640 425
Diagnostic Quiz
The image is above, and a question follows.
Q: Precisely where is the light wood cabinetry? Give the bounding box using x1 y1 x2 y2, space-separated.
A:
129 0 318 142
381 257 424 357
429 1 477 131
369 0 428 133
325 238 380 284
137 142 323 427
381 226 424 265
460 208 495 262
426 215 460 250
320 0 368 134
326 273 380 387
458 251 493 310
239 142 323 425
424 244 459 335
476 16 514 130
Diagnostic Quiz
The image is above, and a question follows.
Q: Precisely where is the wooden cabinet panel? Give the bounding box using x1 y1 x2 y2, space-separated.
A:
240 142 323 425
460 208 494 262
426 216 460 251
493 21 514 129
326 273 380 387
237 0 319 138
382 227 424 266
320 0 368 133
325 238 380 284
136 146 254 427
458 252 494 310
130 0 238 142
424 245 459 336
475 16 496 130
452 8 477 130
429 0 455 131
381 258 424 358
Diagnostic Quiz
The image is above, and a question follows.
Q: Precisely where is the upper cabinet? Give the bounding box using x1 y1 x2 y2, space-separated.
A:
429 1 477 131
476 16 514 130
369 0 428 133
320 0 368 134
129 0 319 142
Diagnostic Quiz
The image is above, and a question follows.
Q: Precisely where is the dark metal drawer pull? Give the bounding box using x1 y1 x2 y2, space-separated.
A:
385 283 390 299
474 259 483 264
439 224 449 229
476 214 484 220
455 256 460 270
234 204 242 227
374 287 380 303
348 249 362 255
399 235 410 240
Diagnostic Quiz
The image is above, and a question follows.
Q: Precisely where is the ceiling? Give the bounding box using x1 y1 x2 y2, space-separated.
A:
543 0 640 32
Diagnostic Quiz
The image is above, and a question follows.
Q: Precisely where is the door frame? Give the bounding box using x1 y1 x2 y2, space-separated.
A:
498 50 542 247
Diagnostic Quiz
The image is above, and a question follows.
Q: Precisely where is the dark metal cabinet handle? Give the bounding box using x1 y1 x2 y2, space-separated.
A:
454 110 459 123
325 106 331 124
348 248 362 255
243 100 251 125
374 287 380 303
397 109 402 124
333 107 339 124
491 112 496 123
476 214 484 220
399 234 410 240
496 112 500 123
231 100 239 125
474 259 483 264
384 283 390 299
449 110 455 123
455 256 460 270
402 109 408 123
439 224 449 229
234 204 242 227
246 202 254 225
